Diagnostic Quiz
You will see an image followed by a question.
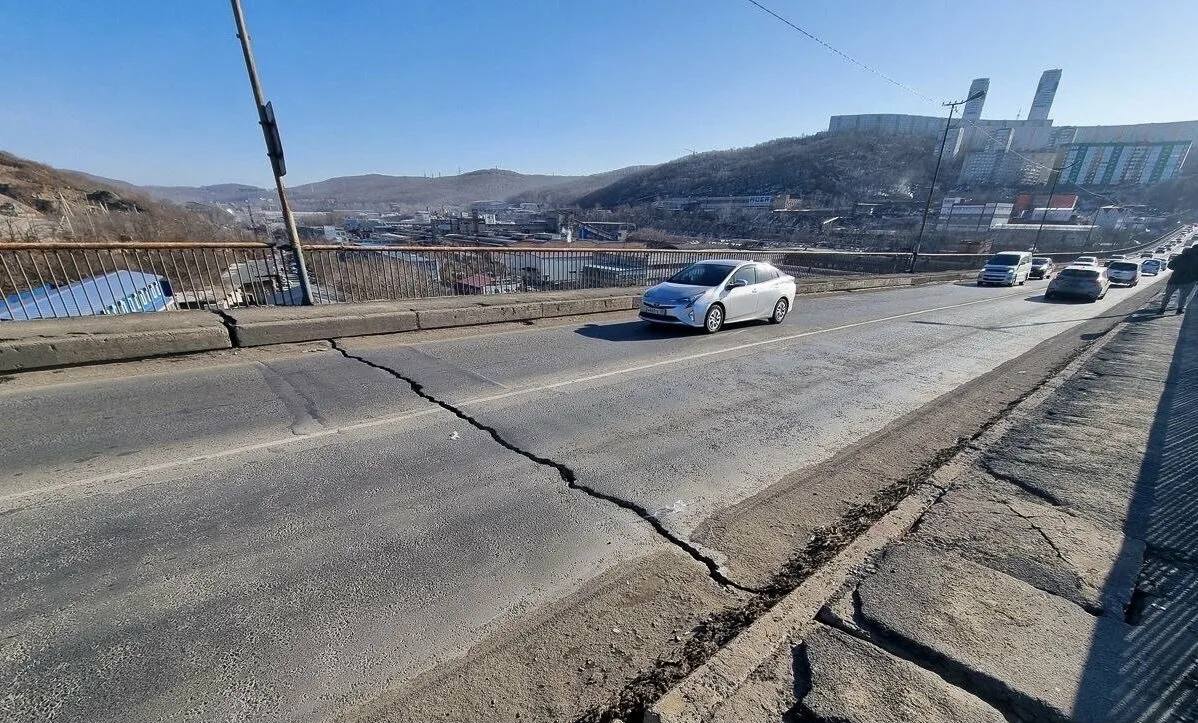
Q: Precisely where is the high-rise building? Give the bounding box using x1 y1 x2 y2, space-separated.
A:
962 78 989 122
1060 140 1192 186
1026 69 1061 121
827 67 1197 187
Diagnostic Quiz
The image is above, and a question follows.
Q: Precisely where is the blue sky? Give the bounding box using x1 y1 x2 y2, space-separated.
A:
3 0 1195 186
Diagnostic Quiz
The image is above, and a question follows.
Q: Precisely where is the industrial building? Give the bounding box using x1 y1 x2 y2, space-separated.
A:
936 198 1014 231
828 69 1197 188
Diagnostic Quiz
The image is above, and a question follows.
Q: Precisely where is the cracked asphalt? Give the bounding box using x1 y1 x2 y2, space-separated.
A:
0 275 1166 721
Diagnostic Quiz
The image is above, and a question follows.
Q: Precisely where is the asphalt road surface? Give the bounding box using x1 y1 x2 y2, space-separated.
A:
0 273 1165 721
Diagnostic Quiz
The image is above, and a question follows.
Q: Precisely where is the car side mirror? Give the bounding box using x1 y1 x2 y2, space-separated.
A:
727 280 747 290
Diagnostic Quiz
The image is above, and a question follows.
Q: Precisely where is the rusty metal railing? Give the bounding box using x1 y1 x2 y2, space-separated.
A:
0 240 1157 320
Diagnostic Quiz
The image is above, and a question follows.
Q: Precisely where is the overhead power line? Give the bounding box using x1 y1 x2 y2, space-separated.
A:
741 0 1123 206
743 0 936 103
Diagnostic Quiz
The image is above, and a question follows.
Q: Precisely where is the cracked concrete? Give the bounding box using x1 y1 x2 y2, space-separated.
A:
912 483 1140 616
796 623 1007 723
329 339 759 594
847 542 1124 723
794 304 1198 723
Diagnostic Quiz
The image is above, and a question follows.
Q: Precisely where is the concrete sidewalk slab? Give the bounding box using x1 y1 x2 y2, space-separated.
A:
0 311 231 372
797 624 1007 723
912 484 1142 616
852 542 1125 723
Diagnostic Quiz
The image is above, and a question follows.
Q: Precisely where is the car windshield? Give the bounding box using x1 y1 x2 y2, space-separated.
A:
668 262 733 286
1060 268 1100 279
986 253 1023 266
1033 257 1051 264
1111 262 1139 271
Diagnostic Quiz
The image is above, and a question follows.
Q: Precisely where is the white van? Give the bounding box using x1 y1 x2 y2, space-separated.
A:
977 251 1033 286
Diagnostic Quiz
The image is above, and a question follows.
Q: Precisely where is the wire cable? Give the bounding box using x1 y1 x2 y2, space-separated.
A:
741 0 1123 206
743 0 936 103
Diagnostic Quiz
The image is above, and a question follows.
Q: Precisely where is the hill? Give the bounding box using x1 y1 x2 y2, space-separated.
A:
506 166 653 206
577 132 938 208
0 151 237 242
111 166 649 211
283 167 651 210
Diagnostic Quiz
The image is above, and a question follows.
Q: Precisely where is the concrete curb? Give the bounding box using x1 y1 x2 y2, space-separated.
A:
0 272 972 372
644 288 1152 723
0 311 232 373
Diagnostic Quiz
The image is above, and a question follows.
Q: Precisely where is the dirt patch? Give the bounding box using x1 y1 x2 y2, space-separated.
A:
339 550 743 723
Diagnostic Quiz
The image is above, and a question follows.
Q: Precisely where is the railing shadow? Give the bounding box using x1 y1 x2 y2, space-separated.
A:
1073 307 1198 720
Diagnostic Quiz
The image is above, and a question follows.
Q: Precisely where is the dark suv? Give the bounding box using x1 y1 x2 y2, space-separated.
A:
1029 257 1055 279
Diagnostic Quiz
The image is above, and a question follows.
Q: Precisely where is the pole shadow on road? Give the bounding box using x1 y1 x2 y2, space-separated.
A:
1074 307 1198 719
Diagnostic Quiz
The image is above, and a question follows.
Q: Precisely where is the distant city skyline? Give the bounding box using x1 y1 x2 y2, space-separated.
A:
3 0 1196 186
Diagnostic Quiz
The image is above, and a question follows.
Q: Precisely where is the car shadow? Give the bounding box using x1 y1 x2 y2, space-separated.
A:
573 318 770 342
573 320 682 342
1025 293 1101 304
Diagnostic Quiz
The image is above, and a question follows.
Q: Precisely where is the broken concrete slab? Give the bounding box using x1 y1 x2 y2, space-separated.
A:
912 485 1144 615
855 542 1126 723
797 624 1007 723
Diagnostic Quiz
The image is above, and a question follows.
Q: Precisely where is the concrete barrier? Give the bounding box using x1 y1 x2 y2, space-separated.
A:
0 272 975 372
227 303 419 347
0 311 231 373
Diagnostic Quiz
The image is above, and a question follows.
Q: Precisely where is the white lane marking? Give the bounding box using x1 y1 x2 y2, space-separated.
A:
0 288 1038 504
450 289 1033 408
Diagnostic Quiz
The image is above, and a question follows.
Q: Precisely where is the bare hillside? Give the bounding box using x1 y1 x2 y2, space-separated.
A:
0 151 238 242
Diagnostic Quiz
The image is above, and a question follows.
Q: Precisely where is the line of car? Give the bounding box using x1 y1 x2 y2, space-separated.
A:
973 243 1183 303
639 236 1190 334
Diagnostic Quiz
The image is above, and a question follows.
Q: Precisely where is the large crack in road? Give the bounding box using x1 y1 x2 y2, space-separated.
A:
329 339 761 595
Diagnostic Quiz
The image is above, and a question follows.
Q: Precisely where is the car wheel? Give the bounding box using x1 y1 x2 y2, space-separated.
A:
769 297 789 324
703 304 724 334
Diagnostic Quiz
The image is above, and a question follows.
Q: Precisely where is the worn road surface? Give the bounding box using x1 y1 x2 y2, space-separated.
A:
0 274 1165 721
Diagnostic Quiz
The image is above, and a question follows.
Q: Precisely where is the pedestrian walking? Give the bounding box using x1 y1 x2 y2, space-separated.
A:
1160 246 1198 314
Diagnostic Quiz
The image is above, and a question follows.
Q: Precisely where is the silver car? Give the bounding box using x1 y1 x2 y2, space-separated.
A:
640 260 797 333
1046 265 1109 302
1107 260 1141 286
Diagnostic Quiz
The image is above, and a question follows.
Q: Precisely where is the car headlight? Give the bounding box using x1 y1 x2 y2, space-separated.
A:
678 292 704 307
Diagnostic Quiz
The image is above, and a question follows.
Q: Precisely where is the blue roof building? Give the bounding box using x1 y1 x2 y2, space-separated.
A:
1 270 171 320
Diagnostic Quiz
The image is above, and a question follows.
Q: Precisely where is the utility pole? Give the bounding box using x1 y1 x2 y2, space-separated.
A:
230 0 314 304
245 203 259 241
1030 158 1081 254
910 89 985 273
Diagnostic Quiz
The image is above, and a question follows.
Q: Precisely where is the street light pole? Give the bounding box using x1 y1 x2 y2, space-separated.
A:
230 0 314 305
910 89 984 273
